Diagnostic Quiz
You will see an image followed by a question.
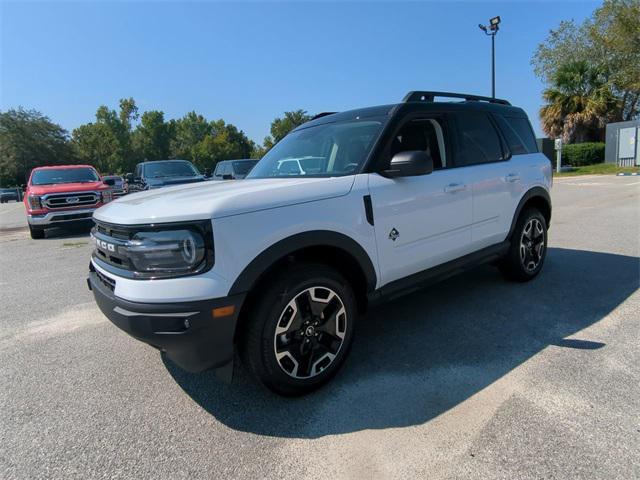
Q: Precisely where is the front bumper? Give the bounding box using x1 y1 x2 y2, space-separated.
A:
28 208 97 226
87 266 245 373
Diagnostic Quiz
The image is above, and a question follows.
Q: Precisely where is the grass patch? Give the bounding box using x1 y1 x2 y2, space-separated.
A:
554 163 640 177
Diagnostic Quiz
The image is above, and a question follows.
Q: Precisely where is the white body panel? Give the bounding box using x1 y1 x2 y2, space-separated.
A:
367 169 473 286
94 176 356 224
468 154 551 249
93 153 551 304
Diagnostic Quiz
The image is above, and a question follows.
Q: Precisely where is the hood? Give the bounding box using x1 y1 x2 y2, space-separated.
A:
29 181 107 195
94 176 356 225
146 175 206 188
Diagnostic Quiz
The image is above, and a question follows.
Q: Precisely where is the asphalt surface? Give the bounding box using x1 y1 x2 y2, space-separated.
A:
1 176 639 479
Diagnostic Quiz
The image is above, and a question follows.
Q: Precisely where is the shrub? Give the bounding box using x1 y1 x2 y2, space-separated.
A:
561 142 605 166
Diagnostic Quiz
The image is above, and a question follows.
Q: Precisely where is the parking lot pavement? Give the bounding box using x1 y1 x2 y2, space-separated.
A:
1 176 639 480
0 201 26 231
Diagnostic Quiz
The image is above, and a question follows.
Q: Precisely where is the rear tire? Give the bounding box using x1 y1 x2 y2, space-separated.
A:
499 208 547 282
241 263 357 396
29 225 45 239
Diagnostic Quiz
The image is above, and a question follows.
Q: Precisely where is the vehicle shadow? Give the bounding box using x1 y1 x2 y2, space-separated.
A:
42 223 93 240
163 247 639 438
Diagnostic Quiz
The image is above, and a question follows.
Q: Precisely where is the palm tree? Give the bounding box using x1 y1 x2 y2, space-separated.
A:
539 61 620 143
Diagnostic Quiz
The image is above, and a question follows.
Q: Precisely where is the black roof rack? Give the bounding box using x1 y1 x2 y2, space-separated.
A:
402 91 511 106
310 112 337 120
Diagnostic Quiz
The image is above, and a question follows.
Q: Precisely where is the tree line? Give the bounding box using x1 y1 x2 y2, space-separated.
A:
533 0 639 144
0 100 311 186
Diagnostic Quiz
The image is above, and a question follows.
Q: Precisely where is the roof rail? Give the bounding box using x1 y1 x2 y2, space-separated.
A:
310 112 337 121
402 91 511 106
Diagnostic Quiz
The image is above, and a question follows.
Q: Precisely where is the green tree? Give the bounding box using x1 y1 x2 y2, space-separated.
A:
168 111 211 161
540 61 620 143
73 98 139 173
590 0 640 120
118 97 139 131
0 108 74 186
533 0 640 131
72 122 123 174
168 113 256 171
211 120 255 159
263 110 312 150
132 111 171 161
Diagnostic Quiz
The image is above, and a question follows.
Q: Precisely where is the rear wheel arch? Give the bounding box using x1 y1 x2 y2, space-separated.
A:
508 187 551 239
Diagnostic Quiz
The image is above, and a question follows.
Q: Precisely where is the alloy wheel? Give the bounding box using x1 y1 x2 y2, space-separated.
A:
520 218 545 272
273 286 347 379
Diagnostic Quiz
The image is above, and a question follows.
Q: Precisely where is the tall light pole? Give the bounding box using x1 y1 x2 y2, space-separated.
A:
478 16 501 98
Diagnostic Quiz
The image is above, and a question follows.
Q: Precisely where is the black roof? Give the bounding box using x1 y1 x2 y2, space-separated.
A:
296 91 527 131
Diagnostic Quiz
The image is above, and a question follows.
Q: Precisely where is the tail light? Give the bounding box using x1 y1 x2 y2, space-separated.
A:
27 194 41 210
102 190 113 203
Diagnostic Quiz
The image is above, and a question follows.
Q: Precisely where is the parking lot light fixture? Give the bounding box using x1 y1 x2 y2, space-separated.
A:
478 15 501 98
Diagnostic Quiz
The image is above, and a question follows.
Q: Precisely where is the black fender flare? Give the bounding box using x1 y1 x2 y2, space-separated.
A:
228 230 378 295
507 187 552 238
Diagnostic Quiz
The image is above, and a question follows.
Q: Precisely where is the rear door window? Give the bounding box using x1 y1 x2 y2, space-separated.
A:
453 112 504 166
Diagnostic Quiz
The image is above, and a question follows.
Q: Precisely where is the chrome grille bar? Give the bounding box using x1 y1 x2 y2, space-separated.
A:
42 191 100 209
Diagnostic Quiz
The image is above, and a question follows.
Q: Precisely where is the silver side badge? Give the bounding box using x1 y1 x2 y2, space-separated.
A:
389 228 399 241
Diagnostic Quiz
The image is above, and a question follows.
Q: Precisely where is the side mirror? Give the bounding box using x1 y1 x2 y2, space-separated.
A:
124 173 134 183
103 178 116 186
203 168 212 178
381 150 434 178
222 174 233 180
20 184 26 191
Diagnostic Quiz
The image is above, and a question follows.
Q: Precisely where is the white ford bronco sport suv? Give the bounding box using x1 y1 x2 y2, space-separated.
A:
88 91 552 396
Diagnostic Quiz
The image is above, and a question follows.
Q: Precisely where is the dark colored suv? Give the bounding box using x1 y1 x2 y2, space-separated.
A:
126 160 207 192
0 188 20 203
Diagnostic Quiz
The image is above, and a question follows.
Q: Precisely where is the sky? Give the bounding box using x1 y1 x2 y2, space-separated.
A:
1 1 599 143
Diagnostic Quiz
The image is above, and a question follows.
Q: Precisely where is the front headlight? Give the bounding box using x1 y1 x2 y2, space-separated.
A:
102 190 113 203
92 220 213 279
125 229 205 274
27 194 42 210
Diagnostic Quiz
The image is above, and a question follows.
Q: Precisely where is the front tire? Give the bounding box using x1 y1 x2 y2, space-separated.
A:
499 208 547 282
241 263 357 396
29 224 45 239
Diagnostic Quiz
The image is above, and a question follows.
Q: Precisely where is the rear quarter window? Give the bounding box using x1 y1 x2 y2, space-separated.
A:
495 115 538 154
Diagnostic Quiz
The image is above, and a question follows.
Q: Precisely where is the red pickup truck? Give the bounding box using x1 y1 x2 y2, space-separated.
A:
24 165 114 239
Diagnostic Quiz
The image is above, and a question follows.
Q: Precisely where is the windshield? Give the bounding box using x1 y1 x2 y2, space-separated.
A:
143 161 199 178
233 160 258 175
247 119 385 178
31 168 99 185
